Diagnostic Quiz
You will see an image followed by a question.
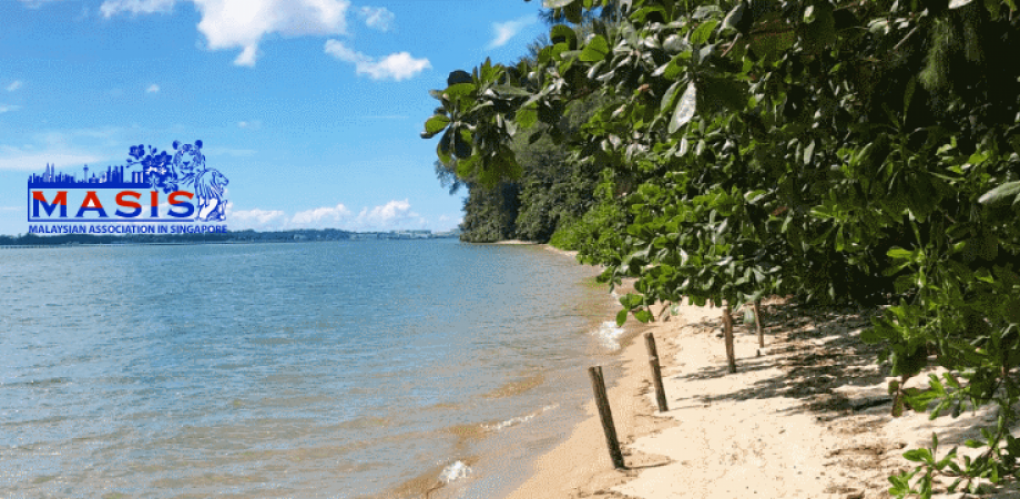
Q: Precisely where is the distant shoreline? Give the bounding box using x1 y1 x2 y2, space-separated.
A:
0 229 460 248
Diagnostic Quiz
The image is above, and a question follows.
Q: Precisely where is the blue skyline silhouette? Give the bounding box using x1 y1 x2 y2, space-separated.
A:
29 163 153 189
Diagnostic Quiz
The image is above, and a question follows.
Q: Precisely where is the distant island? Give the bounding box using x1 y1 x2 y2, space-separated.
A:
0 228 462 247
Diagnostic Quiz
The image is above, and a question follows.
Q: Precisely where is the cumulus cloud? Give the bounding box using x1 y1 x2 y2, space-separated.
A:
488 15 536 49
226 199 426 231
353 199 421 228
324 39 430 81
101 0 351 67
146 83 160 93
6 81 24 92
357 5 394 31
229 206 287 228
291 203 351 227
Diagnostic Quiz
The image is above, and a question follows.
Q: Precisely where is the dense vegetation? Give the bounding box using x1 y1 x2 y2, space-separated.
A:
436 94 607 243
423 0 1020 495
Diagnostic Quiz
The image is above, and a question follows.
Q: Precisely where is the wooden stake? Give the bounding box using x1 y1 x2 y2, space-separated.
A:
588 366 625 469
723 303 737 374
753 299 764 348
644 332 668 412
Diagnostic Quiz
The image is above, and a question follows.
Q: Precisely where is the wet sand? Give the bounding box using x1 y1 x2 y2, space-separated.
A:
503 249 1017 499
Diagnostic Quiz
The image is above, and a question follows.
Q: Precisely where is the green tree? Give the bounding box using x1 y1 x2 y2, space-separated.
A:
422 0 1020 493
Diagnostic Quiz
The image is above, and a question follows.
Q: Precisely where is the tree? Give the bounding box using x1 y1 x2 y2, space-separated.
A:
422 0 1020 495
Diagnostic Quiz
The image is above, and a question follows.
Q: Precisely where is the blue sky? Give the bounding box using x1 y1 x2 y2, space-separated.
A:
0 0 549 235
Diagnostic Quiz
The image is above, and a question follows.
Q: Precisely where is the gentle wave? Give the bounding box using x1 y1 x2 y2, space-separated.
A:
482 404 558 433
439 460 472 484
591 320 626 350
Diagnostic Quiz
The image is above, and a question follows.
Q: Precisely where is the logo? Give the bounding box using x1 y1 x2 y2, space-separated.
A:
27 140 230 235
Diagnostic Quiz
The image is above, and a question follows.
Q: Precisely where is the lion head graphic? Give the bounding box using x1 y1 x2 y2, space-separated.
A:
172 140 228 222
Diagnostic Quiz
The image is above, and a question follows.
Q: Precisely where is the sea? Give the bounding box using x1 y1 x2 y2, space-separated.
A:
0 238 628 498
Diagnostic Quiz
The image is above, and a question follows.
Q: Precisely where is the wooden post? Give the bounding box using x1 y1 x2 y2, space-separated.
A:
644 332 668 412
753 299 764 348
723 303 737 374
588 366 625 469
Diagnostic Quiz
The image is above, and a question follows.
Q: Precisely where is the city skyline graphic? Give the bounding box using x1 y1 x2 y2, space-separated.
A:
28 163 151 189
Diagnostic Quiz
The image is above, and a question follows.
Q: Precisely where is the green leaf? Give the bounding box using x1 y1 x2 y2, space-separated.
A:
660 80 682 113
447 70 472 86
550 24 578 48
690 20 719 45
903 77 916 119
616 308 628 326
424 115 451 135
544 0 575 7
978 181 1020 205
564 1 583 23
634 309 653 322
516 106 538 130
579 35 610 62
887 247 913 259
445 82 476 99
903 449 932 462
669 82 697 134
620 293 644 309
949 0 975 8
436 132 452 164
722 2 746 32
803 140 816 165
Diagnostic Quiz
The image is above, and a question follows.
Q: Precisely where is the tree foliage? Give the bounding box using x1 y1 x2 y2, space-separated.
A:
423 0 1020 495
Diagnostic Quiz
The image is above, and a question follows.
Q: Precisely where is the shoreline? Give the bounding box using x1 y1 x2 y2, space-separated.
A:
495 245 677 499
498 244 1010 499
500 265 676 499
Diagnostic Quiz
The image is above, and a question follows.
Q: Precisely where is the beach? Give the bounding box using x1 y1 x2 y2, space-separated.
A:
503 246 1014 499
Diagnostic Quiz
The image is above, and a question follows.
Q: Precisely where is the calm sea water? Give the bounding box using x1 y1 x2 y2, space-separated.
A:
0 239 623 498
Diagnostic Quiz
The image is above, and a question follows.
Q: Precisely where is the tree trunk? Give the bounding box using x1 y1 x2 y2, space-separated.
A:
723 303 736 374
753 299 764 348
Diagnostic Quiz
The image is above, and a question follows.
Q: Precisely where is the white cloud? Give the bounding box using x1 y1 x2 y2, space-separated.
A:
146 83 160 93
237 120 262 129
17 0 68 8
488 15 536 49
291 203 351 226
357 5 394 32
99 0 176 16
0 147 106 171
101 0 351 67
6 81 24 92
324 39 430 81
0 104 21 114
353 199 422 228
229 206 287 228
225 199 426 231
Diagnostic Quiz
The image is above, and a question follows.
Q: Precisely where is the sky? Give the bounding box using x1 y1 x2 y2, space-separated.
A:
0 0 550 235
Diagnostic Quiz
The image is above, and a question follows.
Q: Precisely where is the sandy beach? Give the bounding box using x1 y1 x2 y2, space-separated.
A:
500 247 1015 499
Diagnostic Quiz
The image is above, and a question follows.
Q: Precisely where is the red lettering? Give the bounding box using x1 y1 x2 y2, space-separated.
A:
81 191 103 210
116 191 142 210
33 191 67 205
168 191 193 204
